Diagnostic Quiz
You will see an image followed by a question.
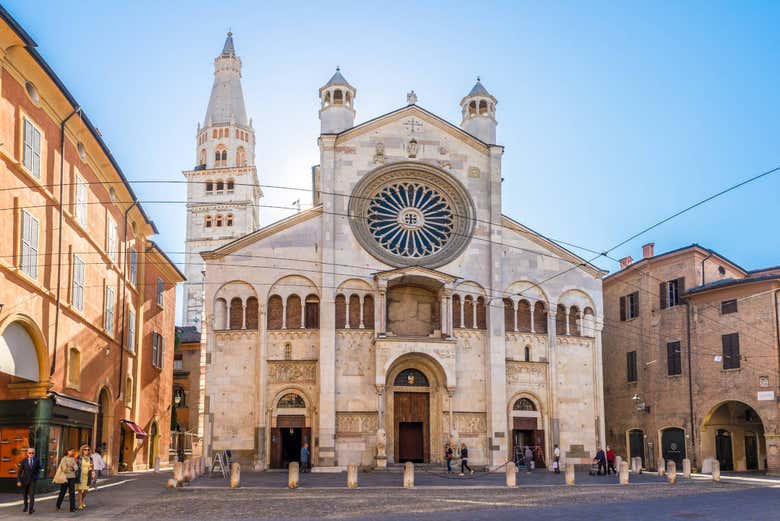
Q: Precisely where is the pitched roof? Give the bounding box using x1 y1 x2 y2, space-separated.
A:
685 274 780 296
468 79 491 97
221 31 235 56
323 67 351 88
176 326 201 344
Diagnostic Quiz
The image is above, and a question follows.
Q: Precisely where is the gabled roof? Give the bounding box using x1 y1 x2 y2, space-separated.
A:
374 265 458 285
201 205 323 259
501 215 607 278
176 325 201 344
334 104 496 153
685 274 780 297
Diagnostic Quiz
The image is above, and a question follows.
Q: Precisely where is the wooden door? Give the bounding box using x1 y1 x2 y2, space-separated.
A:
398 423 424 462
394 392 429 463
534 429 546 467
0 428 29 478
270 428 282 469
745 435 758 470
716 430 733 471
629 429 644 467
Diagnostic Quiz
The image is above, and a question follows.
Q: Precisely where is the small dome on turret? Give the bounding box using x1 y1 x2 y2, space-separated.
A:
460 77 498 144
319 67 357 134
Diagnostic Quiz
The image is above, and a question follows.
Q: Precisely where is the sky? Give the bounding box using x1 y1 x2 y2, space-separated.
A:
4 1 780 321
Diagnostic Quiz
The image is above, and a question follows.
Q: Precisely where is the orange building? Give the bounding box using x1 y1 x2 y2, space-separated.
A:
0 7 184 488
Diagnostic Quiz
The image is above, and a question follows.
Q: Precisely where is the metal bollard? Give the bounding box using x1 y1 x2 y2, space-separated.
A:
288 462 299 489
667 461 677 484
506 461 517 488
347 464 358 489
230 462 241 488
403 462 414 489
565 462 575 485
682 458 691 479
173 461 183 486
657 458 665 477
619 461 629 484
711 460 720 482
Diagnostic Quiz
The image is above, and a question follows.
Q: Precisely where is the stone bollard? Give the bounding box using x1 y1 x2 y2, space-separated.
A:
565 462 575 486
667 461 677 484
657 459 665 477
506 461 517 488
230 462 241 488
288 462 299 489
711 460 720 482
154 456 160 474
615 456 622 474
619 461 629 485
630 457 640 474
682 459 691 479
347 464 358 489
173 461 183 485
166 478 178 488
183 460 192 483
403 462 414 489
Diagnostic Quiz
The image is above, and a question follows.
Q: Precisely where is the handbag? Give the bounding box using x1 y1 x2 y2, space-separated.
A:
53 466 67 484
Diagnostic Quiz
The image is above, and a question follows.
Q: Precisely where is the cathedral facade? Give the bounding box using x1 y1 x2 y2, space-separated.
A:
190 35 607 470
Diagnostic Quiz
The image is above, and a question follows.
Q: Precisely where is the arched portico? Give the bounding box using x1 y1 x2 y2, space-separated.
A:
0 314 50 393
507 392 548 467
701 400 766 471
268 387 315 469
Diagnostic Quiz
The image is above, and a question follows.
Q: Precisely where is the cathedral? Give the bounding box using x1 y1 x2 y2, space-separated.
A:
186 33 607 470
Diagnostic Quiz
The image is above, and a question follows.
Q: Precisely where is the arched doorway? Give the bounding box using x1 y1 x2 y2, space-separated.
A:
702 401 765 472
95 388 112 466
660 427 686 467
147 421 159 469
385 355 448 465
627 429 645 467
509 396 545 468
269 391 311 469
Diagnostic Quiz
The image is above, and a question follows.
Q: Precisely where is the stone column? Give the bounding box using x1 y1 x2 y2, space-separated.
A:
300 299 305 329
444 292 453 338
241 299 247 329
506 461 517 488
547 305 560 447
592 323 606 449
281 300 287 329
667 461 677 484
447 388 455 436
510 297 518 332
459 296 465 328
439 291 447 337
288 462 299 489
403 462 414 488
345 297 351 329
529 303 535 334
564 308 570 336
359 295 365 329
711 460 720 482
565 462 575 485
472 300 478 329
378 286 387 336
230 462 240 488
347 464 358 488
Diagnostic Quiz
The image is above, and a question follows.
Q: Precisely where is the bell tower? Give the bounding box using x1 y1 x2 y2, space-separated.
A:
460 78 498 144
319 67 356 134
182 32 262 330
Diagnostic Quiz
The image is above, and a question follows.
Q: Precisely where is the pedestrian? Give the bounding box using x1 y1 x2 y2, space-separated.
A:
16 447 40 515
300 443 310 473
525 446 534 472
75 445 95 510
459 443 473 476
445 443 454 474
595 446 607 476
606 446 616 475
91 448 106 489
553 444 561 474
54 448 78 512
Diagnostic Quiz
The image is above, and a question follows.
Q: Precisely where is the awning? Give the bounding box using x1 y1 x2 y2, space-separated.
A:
121 419 147 439
51 392 99 414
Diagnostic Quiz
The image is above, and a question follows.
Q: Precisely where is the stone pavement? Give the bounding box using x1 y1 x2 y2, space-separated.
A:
0 469 777 520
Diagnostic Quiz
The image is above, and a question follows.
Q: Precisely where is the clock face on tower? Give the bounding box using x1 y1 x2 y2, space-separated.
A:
349 163 475 268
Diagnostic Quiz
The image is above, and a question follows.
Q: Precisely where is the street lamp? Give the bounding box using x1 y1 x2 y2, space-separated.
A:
632 394 650 413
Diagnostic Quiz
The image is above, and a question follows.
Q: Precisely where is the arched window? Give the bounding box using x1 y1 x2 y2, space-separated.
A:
215 298 228 329
205 180 214 193
363 295 375 329
278 393 305 408
286 295 302 329
284 343 292 360
267 295 283 329
452 295 462 328
464 296 474 329
216 180 224 192
205 215 212 228
229 297 243 329
236 147 246 167
245 297 258 329
349 294 361 328
226 214 234 227
517 300 532 332
569 305 580 336
583 307 595 337
476 297 487 329
524 345 531 362
513 398 537 411
469 100 477 116
304 294 320 329
479 100 488 115
199 149 206 166
227 179 235 192
534 302 547 333
333 89 343 105
503 298 514 332
394 368 429 387
324 91 331 106
215 214 223 227
556 304 567 335
335 294 346 328
345 91 352 107
212 129 217 138
235 128 240 138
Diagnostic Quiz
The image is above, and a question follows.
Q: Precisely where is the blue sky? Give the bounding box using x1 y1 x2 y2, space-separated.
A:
5 1 780 318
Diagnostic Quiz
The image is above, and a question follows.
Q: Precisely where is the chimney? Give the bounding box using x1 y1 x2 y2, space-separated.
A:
642 242 655 259
619 256 634 270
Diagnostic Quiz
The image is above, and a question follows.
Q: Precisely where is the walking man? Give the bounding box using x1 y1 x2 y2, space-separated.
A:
553 444 561 474
16 447 39 514
300 443 310 473
459 443 473 476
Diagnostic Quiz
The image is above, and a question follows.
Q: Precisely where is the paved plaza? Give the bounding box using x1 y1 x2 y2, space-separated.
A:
1 469 778 520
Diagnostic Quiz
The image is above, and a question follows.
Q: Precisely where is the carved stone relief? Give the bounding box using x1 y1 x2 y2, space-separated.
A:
267 360 317 383
336 412 379 433
455 413 487 435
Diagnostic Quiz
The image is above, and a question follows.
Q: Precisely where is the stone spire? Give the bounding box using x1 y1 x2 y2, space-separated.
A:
203 32 248 127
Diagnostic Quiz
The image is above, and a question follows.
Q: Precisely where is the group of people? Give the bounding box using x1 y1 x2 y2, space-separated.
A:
444 443 474 476
513 445 539 471
16 444 106 515
592 446 617 475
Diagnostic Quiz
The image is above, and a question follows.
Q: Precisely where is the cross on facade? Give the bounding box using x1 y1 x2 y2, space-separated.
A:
403 118 423 133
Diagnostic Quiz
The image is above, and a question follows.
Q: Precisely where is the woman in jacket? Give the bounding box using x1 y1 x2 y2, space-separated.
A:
54 448 78 512
75 445 95 510
459 443 473 476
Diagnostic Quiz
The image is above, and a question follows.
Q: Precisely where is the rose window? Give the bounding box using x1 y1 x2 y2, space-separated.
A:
366 182 454 258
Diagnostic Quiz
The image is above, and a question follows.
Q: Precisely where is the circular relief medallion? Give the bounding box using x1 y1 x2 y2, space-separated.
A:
349 163 475 268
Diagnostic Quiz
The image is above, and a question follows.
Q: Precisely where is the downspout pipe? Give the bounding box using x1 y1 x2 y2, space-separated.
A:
700 252 713 286
51 107 82 378
117 201 138 400
774 289 780 394
685 300 696 469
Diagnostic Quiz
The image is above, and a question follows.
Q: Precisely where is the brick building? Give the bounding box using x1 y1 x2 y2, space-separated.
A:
602 243 780 474
0 7 184 488
171 325 202 459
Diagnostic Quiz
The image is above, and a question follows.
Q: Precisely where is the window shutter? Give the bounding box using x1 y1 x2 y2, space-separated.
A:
732 334 740 368
659 282 667 310
677 277 685 296
159 336 164 368
620 296 626 321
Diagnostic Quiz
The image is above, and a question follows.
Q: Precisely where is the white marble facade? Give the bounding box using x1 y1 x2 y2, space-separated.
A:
194 37 606 470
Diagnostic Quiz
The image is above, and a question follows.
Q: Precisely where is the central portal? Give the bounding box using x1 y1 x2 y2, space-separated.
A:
393 369 431 463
